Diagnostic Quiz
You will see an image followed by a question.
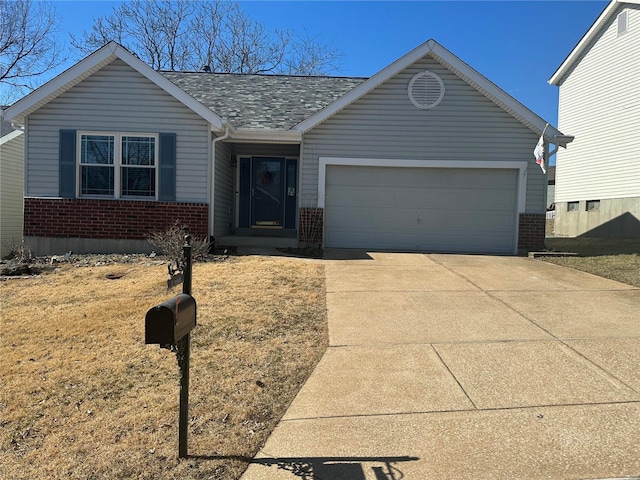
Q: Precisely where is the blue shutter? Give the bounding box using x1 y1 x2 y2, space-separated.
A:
158 133 176 201
59 130 77 198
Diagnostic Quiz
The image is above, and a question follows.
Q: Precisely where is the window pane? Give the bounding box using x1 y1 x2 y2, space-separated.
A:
122 136 155 166
81 135 114 164
81 166 114 195
121 167 155 197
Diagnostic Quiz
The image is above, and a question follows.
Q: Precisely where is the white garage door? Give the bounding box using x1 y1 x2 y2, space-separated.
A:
324 165 518 254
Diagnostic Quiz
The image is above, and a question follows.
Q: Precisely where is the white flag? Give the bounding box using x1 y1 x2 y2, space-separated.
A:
533 135 546 174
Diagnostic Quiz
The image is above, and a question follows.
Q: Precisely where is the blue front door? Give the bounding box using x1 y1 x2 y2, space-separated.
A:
252 157 285 227
238 157 297 231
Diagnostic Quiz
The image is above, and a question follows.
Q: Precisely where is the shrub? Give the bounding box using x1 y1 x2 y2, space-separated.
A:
147 221 210 261
2 238 32 262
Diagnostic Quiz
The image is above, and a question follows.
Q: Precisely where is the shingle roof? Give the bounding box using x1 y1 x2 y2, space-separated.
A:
160 72 366 130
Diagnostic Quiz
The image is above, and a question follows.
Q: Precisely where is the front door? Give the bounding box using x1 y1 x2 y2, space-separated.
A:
252 157 284 227
238 157 297 231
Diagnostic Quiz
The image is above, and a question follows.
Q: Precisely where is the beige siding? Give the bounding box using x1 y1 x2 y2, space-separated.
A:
302 55 544 213
25 59 211 202
555 4 640 203
554 196 640 237
0 133 25 257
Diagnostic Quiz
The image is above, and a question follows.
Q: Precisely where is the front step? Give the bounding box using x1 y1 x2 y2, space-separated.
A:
216 235 299 249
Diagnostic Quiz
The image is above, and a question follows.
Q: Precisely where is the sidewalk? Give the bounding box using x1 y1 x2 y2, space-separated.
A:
241 251 640 480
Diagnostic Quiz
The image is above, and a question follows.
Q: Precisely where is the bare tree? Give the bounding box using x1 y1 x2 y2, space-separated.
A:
187 0 234 72
0 0 65 97
71 0 194 71
285 30 343 76
71 0 341 75
215 6 290 74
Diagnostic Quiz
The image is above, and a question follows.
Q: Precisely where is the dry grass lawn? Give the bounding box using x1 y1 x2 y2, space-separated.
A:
1 254 327 479
543 238 640 288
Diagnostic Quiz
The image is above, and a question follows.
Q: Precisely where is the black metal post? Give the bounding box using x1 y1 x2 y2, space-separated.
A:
178 234 192 458
183 234 192 296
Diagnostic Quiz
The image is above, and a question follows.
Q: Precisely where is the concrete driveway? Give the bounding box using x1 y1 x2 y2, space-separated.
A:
242 251 640 480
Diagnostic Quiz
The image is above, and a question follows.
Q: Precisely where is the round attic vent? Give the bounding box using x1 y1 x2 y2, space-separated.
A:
407 71 445 109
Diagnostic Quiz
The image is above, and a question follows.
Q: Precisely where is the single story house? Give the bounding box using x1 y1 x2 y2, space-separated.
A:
3 39 572 255
549 0 640 238
0 109 25 258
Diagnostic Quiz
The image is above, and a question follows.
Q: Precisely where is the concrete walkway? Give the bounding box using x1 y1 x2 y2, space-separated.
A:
241 251 640 480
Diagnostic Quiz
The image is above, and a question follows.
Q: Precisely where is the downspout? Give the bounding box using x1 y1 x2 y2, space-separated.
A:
210 122 230 246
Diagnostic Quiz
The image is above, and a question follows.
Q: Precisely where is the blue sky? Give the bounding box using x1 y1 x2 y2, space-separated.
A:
47 1 607 127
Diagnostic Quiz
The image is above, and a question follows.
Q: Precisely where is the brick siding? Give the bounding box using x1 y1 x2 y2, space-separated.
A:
518 213 546 251
24 198 208 240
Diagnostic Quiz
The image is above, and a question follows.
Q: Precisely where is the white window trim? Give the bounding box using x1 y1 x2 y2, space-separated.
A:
77 131 159 200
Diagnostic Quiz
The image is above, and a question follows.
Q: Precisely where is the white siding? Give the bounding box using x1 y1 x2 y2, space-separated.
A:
555 4 640 203
0 133 25 257
25 59 211 202
302 55 544 213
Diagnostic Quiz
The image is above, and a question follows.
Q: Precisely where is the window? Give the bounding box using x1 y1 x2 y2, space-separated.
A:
79 133 157 198
80 135 115 195
586 200 600 212
567 201 579 212
121 136 156 196
618 11 628 35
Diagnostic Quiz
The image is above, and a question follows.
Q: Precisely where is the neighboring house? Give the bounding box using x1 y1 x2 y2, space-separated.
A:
549 0 640 238
4 39 572 256
0 109 25 258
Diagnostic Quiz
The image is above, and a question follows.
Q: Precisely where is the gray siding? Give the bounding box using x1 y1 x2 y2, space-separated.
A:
214 140 234 236
0 133 24 257
25 59 210 202
302 55 544 213
555 4 640 203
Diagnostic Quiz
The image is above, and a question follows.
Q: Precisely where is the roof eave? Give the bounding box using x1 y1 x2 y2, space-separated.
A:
428 42 564 139
549 0 639 85
3 42 225 131
294 38 563 139
229 128 301 144
293 39 439 133
0 129 24 146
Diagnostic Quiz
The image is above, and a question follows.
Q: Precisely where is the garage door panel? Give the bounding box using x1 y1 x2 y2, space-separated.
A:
327 166 515 190
324 165 518 254
328 189 515 211
326 230 515 253
327 182 516 210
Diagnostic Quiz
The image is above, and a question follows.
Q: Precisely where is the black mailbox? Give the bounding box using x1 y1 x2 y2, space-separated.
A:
145 294 197 345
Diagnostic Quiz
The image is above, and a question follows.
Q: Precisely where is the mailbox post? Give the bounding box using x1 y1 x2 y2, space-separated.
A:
177 235 192 458
145 235 195 458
